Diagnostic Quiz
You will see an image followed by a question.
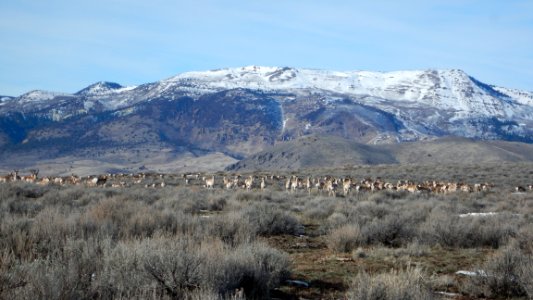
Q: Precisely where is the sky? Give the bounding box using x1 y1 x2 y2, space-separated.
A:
1 0 532 96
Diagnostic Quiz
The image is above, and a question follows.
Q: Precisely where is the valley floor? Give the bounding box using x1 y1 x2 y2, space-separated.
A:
1 164 532 299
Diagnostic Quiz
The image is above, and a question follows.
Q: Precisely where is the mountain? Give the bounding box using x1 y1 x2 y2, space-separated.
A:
75 81 125 96
1 66 532 174
226 135 533 171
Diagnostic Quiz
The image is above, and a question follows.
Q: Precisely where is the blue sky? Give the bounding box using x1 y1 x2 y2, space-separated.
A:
1 0 532 96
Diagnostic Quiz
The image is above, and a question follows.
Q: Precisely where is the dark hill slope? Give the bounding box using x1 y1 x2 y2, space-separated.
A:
226 136 533 171
226 136 396 171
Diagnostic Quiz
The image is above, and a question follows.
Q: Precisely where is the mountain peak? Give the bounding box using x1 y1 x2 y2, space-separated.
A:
17 90 67 102
75 81 124 96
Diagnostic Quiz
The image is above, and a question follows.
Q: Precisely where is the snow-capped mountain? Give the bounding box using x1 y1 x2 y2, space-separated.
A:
3 66 532 118
1 66 532 171
162 67 515 111
75 81 126 96
17 90 70 103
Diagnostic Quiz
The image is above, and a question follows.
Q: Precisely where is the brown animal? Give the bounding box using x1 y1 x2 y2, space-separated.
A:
245 175 254 190
223 176 233 189
285 176 292 191
0 173 11 183
305 177 312 194
205 175 215 189
342 178 352 196
21 169 39 183
325 178 337 197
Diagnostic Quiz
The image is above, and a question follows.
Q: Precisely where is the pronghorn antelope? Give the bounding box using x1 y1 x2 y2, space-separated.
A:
232 175 240 189
21 169 39 183
87 175 107 187
290 176 300 192
285 177 291 191
0 171 14 183
223 176 234 189
10 170 20 181
460 184 472 193
342 177 352 196
315 178 326 194
53 177 64 185
515 186 527 192
260 177 266 190
384 182 395 191
302 176 312 194
111 182 126 188
244 175 254 190
64 174 81 185
325 178 337 197
405 184 418 193
204 175 215 189
37 177 50 186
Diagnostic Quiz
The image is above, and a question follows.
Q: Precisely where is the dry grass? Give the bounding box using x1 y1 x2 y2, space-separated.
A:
347 265 435 300
1 164 532 299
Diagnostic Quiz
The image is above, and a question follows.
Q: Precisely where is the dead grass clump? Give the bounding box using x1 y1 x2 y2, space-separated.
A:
327 224 362 253
347 265 434 300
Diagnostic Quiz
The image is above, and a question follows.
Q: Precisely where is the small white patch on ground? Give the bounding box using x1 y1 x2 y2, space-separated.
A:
456 270 487 277
458 212 521 218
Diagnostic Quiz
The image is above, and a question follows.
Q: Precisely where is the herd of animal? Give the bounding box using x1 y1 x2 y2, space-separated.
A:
1 169 532 196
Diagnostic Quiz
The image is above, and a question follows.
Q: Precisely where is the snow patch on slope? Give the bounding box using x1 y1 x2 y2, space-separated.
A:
17 90 69 102
162 66 530 118
492 86 533 106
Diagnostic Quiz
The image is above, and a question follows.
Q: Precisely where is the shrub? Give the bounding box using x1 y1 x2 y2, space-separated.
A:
242 203 303 236
211 241 290 299
327 224 362 253
93 236 290 299
464 243 532 299
347 265 434 300
360 212 418 247
208 212 255 246
302 197 335 221
420 210 518 248
18 238 106 300
0 249 26 299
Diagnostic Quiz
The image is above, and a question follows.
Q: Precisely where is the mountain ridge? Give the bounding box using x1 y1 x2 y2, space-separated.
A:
1 66 533 174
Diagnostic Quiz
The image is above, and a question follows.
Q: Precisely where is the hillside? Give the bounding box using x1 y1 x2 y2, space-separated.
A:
226 136 533 171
